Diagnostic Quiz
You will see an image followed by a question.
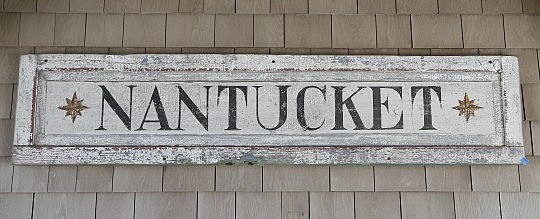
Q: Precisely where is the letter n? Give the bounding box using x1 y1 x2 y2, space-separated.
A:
95 85 135 130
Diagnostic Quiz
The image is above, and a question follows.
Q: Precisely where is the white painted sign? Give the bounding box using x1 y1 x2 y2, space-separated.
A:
13 55 524 164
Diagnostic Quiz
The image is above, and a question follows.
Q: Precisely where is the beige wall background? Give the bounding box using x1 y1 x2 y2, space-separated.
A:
1 0 540 218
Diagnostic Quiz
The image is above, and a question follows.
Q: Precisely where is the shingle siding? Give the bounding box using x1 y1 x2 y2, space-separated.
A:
0 0 539 217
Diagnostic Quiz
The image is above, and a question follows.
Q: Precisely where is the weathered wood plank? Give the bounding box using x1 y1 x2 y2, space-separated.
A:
374 166 426 191
310 192 355 219
134 192 196 219
33 193 96 219
0 157 13 192
236 192 281 219
197 192 235 219
35 54 502 73
0 119 14 156
96 193 135 219
330 165 374 191
113 166 163 192
0 84 13 119
519 156 540 192
47 166 77 192
13 54 524 165
471 165 520 191
401 192 455 219
454 192 501 219
216 166 262 191
500 56 524 147
32 71 505 148
426 166 471 191
163 166 215 191
12 165 48 192
11 84 17 119
0 193 34 219
500 192 540 219
12 146 525 165
523 121 533 155
263 166 329 191
76 166 113 192
355 192 401 219
13 55 36 146
282 192 309 219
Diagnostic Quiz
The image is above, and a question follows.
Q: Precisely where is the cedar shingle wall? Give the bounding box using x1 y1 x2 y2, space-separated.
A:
0 0 539 218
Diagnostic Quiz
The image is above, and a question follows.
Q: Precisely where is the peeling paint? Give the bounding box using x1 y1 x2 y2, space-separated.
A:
13 54 524 165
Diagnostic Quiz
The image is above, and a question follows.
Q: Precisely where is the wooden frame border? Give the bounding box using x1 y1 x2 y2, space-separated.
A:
13 55 524 165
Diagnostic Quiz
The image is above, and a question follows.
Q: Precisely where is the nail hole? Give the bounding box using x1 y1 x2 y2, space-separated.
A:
162 157 167 161
44 59 48 62
271 60 275 63
488 61 493 64
387 157 391 160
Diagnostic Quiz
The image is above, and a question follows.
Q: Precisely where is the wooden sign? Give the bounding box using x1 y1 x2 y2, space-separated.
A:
13 54 524 164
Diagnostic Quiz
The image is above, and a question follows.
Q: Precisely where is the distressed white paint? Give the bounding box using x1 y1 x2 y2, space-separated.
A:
13 54 524 165
500 57 523 147
14 55 37 146
36 81 500 147
12 146 524 165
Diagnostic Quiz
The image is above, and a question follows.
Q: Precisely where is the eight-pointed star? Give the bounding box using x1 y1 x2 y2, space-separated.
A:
452 92 482 123
58 92 89 123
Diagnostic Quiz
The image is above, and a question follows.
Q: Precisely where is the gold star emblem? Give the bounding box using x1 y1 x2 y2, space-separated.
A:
452 92 482 123
58 92 89 123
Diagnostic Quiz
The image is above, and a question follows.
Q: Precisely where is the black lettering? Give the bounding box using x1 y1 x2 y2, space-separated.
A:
370 86 403 130
136 86 172 131
297 86 326 131
411 86 442 130
254 85 290 130
176 86 211 131
95 85 135 130
217 86 248 130
331 86 367 130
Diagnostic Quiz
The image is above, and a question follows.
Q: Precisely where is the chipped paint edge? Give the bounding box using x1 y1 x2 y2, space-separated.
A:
12 146 524 165
14 55 37 146
13 54 525 165
36 54 502 73
500 56 524 147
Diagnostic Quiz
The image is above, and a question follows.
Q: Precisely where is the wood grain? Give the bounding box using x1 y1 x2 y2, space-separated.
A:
0 157 13 192
264 166 329 191
135 192 196 219
330 165 374 191
96 193 135 219
47 166 77 192
454 192 501 219
355 192 401 219
374 166 426 191
0 193 33 219
163 165 215 191
500 192 540 219
13 54 524 165
471 165 520 192
401 192 455 219
426 166 471 191
216 166 262 191
198 192 235 219
112 166 163 192
236 192 281 219
33 193 96 219
76 166 113 192
310 192 355 219
12 165 48 192
282 192 309 219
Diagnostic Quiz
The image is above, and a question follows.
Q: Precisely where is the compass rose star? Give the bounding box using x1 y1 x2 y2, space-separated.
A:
452 92 482 123
58 92 89 123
